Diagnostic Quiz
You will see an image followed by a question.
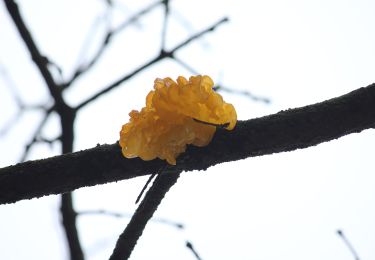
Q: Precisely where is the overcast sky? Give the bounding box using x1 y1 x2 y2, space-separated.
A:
1 0 375 259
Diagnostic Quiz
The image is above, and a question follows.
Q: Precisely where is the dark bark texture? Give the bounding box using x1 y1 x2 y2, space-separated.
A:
0 83 374 205
109 169 181 260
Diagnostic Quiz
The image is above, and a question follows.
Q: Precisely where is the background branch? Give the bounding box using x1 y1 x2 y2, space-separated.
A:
1 83 374 204
4 1 83 259
75 17 229 109
63 0 164 88
4 0 64 107
109 169 181 260
337 230 361 260
78 210 184 229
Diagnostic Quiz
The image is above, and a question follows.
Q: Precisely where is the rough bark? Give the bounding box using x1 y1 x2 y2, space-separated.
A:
0 83 374 205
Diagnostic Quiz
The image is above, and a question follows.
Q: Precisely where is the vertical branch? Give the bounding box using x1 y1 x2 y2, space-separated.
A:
60 106 82 260
4 1 84 259
61 193 83 260
160 0 170 51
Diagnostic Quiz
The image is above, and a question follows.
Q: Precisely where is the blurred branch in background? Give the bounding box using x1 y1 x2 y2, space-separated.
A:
63 0 165 89
214 85 271 104
173 56 270 104
19 106 55 162
0 63 48 137
75 16 229 109
186 241 203 260
4 0 83 258
337 230 361 260
78 209 184 229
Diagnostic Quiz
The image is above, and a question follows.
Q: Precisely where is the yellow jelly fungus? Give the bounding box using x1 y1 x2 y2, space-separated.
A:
119 75 237 165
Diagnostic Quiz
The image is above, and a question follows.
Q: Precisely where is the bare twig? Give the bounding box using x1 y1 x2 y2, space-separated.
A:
169 17 228 54
135 164 167 204
0 63 47 137
173 56 200 75
63 14 111 88
75 17 229 109
112 0 163 35
0 63 23 106
337 230 361 260
214 85 271 104
186 241 203 260
4 0 64 108
160 0 170 51
19 107 54 162
170 9 211 49
63 0 164 88
4 2 83 259
0 110 22 137
135 173 158 204
109 169 181 260
78 210 184 229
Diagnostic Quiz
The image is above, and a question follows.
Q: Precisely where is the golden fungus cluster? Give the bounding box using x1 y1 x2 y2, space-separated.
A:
119 75 237 165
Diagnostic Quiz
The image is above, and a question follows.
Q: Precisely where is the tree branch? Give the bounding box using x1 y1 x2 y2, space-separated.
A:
61 193 84 260
4 0 64 108
109 169 180 259
0 83 374 205
78 209 184 229
75 17 229 109
4 1 83 258
160 0 170 51
63 0 164 88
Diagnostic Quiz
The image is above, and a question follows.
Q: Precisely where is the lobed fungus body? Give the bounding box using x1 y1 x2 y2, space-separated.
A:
119 75 237 165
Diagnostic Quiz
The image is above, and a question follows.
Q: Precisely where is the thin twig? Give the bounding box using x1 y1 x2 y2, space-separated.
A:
337 230 361 260
78 209 184 229
109 168 181 260
173 57 200 75
0 110 22 137
63 14 110 88
4 0 64 108
75 17 229 109
186 241 203 260
214 85 271 104
193 118 230 129
19 107 53 162
169 17 228 53
5 2 83 259
63 0 164 88
135 173 157 204
160 0 170 51
0 62 23 106
135 164 167 204
112 0 163 35
170 9 210 49
0 63 46 137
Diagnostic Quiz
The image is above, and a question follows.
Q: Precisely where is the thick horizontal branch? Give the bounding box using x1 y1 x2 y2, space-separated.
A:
1 83 375 204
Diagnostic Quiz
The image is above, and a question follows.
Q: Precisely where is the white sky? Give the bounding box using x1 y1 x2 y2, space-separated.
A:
0 0 375 259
